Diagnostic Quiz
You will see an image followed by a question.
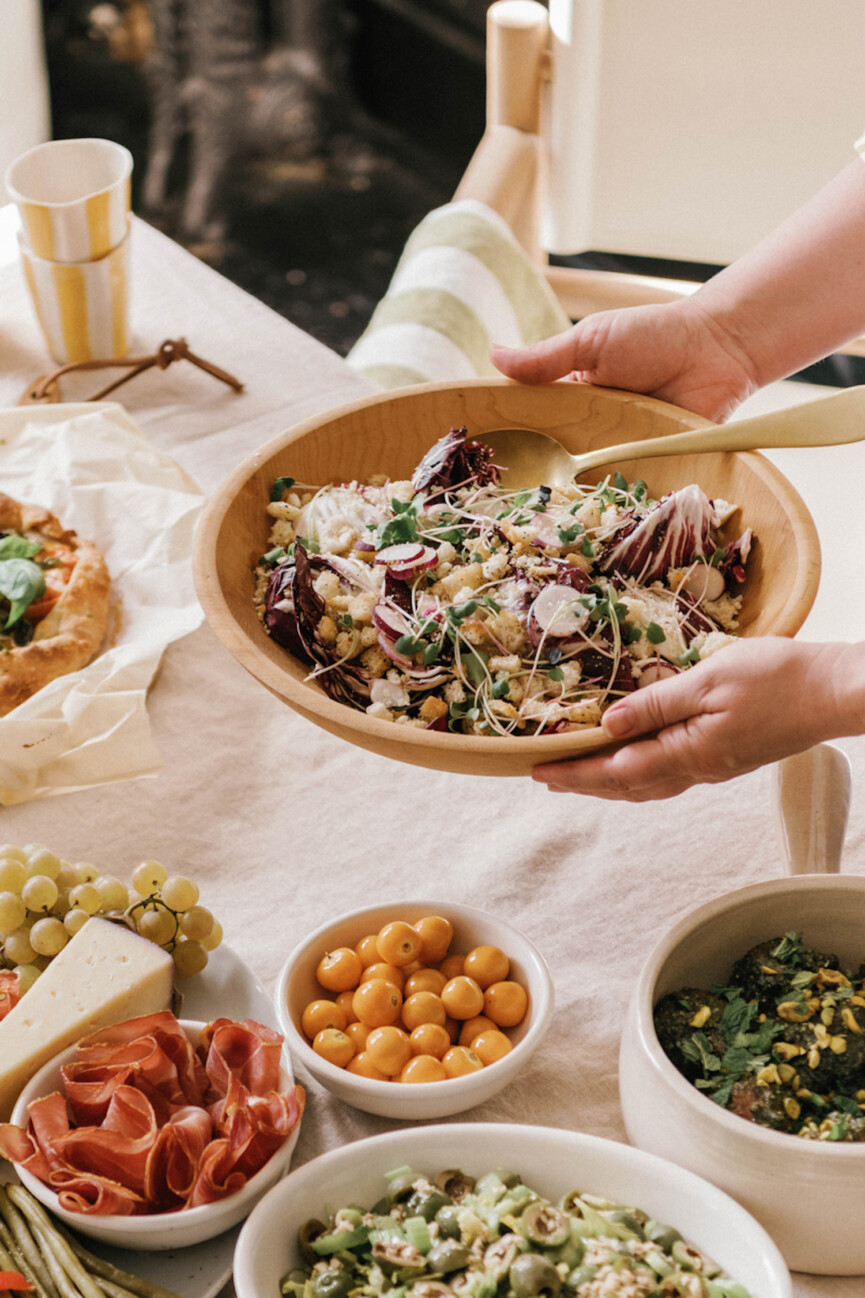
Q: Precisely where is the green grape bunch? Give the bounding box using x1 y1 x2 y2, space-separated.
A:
0 844 223 992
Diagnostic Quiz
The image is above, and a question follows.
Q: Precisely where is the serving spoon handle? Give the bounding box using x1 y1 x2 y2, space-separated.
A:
571 384 865 477
773 743 852 875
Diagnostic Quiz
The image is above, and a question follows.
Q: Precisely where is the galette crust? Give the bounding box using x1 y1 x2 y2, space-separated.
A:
0 492 111 716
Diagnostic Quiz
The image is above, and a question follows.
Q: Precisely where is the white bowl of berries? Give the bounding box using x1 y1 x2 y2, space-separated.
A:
276 899 554 1119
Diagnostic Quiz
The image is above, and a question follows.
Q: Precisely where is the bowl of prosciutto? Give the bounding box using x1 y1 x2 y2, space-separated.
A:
195 378 820 777
1 1011 304 1249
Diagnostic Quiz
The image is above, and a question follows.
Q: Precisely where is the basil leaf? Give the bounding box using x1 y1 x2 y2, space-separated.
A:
0 535 42 560
0 558 46 629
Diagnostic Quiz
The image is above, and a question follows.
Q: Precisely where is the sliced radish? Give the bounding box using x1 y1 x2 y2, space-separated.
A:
375 543 426 565
530 585 590 638
637 662 679 688
372 603 413 641
376 543 438 579
377 633 415 669
681 564 726 603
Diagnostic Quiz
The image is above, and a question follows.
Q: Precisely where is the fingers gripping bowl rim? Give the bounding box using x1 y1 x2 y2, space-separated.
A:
619 874 865 1274
276 900 554 1119
193 378 820 778
232 1122 791 1298
9 1019 300 1251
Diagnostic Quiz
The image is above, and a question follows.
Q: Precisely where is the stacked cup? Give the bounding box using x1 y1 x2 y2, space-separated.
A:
5 138 133 364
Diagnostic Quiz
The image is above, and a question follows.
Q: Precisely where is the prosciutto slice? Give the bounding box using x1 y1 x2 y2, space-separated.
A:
0 971 20 1022
0 1012 304 1216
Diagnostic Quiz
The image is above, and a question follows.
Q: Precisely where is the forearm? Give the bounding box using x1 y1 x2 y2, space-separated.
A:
821 640 865 741
688 158 865 388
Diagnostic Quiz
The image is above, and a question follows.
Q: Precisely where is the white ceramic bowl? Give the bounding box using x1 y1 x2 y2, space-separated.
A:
276 900 554 1119
10 1018 301 1250
620 874 865 1274
233 1122 790 1298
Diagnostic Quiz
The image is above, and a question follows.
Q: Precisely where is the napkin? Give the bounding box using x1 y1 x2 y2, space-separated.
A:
0 402 203 805
345 199 570 388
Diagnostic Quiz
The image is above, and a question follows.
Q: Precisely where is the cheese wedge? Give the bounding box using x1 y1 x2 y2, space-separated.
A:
0 916 174 1120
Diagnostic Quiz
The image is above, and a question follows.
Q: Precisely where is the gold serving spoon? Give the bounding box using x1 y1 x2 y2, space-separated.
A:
480 384 865 487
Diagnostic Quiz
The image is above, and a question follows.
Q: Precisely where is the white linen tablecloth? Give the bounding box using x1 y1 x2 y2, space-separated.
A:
0 208 861 1297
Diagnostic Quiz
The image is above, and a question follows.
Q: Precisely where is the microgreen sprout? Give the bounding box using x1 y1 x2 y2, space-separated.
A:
270 475 295 501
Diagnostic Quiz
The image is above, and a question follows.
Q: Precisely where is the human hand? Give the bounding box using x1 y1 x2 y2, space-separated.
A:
532 638 858 801
491 298 759 423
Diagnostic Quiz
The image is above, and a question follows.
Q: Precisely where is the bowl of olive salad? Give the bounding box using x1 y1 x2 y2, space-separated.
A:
621 873 865 1274
232 1123 789 1298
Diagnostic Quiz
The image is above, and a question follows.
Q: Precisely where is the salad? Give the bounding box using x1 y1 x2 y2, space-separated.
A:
283 1165 752 1298
655 931 865 1141
255 428 753 736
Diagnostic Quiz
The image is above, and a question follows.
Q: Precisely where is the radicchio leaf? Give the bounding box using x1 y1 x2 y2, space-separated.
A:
264 558 310 664
270 545 371 706
675 590 717 644
384 568 414 612
598 484 718 583
410 427 500 493
718 528 754 588
551 562 592 593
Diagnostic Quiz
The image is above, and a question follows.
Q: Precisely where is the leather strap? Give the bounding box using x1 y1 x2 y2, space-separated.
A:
19 338 244 405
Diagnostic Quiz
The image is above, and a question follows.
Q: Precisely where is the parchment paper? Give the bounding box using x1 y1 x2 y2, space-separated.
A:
0 402 203 804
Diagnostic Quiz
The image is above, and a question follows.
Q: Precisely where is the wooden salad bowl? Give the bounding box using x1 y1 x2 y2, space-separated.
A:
193 379 820 778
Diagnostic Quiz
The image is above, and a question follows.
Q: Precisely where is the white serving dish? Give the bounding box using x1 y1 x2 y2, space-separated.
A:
10 1017 300 1251
276 899 554 1119
233 1122 790 1298
620 872 865 1274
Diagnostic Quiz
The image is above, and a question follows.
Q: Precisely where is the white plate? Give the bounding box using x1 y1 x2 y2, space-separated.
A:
10 943 283 1298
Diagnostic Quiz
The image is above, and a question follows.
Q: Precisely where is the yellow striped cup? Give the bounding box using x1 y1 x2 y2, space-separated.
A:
6 138 132 264
19 224 130 364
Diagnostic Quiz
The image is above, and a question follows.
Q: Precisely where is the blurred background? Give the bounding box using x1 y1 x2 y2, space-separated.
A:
22 0 489 356
4 0 863 386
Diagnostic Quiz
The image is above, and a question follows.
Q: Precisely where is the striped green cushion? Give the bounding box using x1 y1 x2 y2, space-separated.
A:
346 200 570 389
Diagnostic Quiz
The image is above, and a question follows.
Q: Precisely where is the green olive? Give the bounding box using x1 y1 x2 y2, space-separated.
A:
509 1253 563 1298
434 1170 476 1202
426 1240 470 1274
407 1187 452 1221
311 1271 352 1298
564 1266 598 1293
435 1205 463 1240
387 1172 420 1204
672 1241 717 1277
521 1202 570 1248
482 1234 521 1281
298 1219 327 1265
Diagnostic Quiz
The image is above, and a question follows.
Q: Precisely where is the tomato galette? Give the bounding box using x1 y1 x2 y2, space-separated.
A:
0 493 110 715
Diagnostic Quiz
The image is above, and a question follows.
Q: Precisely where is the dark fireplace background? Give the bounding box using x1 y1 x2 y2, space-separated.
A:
37 1 861 386
40 0 490 354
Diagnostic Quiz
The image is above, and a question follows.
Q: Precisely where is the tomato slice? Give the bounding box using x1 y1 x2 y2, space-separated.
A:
23 541 77 624
0 1271 33 1290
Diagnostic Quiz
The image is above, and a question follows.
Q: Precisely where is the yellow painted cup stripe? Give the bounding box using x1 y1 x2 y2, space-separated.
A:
52 262 92 363
109 242 128 357
85 190 113 261
21 203 54 261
